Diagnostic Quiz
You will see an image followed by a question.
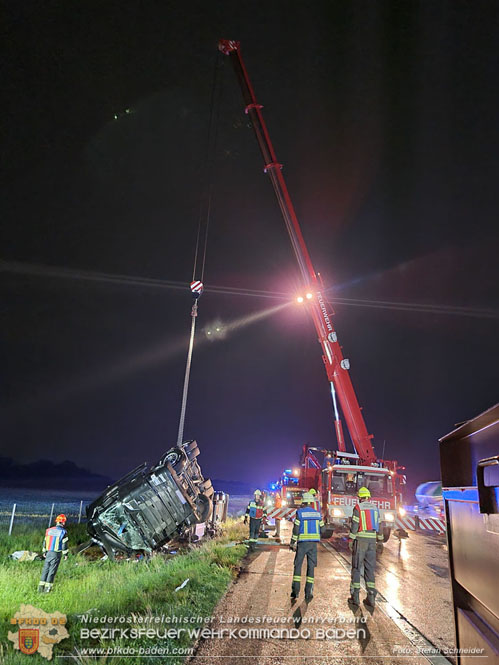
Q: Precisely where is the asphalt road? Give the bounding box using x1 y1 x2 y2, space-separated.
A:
189 521 455 665
327 528 455 655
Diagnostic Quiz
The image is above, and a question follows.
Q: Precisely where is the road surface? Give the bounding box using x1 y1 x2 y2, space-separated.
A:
189 521 455 665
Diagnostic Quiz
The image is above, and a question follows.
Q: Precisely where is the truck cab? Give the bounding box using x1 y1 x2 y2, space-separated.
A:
283 486 307 509
300 449 400 540
85 440 213 558
322 457 397 540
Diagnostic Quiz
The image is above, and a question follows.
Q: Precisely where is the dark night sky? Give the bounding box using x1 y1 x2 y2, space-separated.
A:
2 2 498 492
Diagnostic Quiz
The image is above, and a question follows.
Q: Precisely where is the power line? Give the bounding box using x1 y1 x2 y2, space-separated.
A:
2 259 497 319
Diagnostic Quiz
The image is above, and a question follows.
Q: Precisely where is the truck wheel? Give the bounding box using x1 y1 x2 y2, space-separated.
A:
321 525 334 539
163 448 186 473
195 494 212 522
383 527 391 542
186 445 200 460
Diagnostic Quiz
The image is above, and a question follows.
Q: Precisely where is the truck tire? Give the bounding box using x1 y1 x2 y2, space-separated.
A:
186 445 200 460
194 494 212 522
162 448 186 473
321 524 335 539
382 527 391 542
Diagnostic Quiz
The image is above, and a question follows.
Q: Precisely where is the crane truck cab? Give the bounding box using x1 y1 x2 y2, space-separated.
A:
322 452 397 540
299 448 403 540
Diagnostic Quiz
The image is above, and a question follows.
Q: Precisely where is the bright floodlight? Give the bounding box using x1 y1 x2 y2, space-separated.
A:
306 292 313 300
296 296 304 303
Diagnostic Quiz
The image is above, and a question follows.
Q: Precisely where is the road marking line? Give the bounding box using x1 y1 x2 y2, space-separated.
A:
321 541 453 665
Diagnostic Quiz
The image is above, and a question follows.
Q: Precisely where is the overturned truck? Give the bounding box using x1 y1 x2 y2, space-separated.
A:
85 440 214 558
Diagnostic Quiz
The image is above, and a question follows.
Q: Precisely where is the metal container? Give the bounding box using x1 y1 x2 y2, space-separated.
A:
439 403 499 663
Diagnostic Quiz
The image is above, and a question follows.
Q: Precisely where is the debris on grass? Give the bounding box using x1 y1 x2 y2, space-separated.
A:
174 578 190 592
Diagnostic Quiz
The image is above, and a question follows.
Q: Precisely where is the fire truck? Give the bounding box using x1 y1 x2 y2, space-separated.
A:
279 468 307 510
219 40 406 540
299 446 405 539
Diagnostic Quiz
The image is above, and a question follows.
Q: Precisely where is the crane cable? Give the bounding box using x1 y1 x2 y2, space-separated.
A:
177 55 222 447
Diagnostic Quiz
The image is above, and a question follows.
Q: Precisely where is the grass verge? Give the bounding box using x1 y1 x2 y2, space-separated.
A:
0 520 248 664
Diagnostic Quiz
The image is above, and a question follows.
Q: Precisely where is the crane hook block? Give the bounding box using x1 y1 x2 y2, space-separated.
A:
190 281 204 298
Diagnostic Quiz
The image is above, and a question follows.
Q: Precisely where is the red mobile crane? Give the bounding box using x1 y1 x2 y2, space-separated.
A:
219 40 405 538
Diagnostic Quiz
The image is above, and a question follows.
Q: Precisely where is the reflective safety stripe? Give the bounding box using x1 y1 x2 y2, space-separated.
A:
247 501 265 519
44 527 66 552
358 504 380 531
293 575 301 582
352 515 360 523
349 533 357 540
352 582 361 588
356 532 377 539
306 576 314 583
296 507 322 541
366 582 376 588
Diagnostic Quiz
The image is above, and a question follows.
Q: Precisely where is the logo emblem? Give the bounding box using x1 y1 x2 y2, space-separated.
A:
9 605 68 660
19 629 40 655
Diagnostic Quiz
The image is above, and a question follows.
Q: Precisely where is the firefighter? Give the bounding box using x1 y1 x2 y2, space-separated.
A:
273 492 282 540
244 490 267 551
348 487 384 608
289 492 324 602
38 514 68 593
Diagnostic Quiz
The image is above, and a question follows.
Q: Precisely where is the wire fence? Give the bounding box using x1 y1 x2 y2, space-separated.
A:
0 491 97 534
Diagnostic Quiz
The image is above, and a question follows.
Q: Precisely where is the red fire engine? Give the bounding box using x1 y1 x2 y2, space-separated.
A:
220 40 406 539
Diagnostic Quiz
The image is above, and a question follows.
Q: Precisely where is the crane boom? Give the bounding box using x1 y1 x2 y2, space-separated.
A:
219 39 376 463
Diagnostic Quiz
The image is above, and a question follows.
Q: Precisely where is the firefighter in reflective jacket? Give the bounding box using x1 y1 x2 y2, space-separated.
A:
244 490 267 551
273 492 282 539
38 514 68 593
290 492 324 602
348 487 384 608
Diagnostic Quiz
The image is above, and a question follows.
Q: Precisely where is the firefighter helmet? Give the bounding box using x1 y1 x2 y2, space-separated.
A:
309 488 317 495
254 489 262 496
358 487 371 499
55 514 67 524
